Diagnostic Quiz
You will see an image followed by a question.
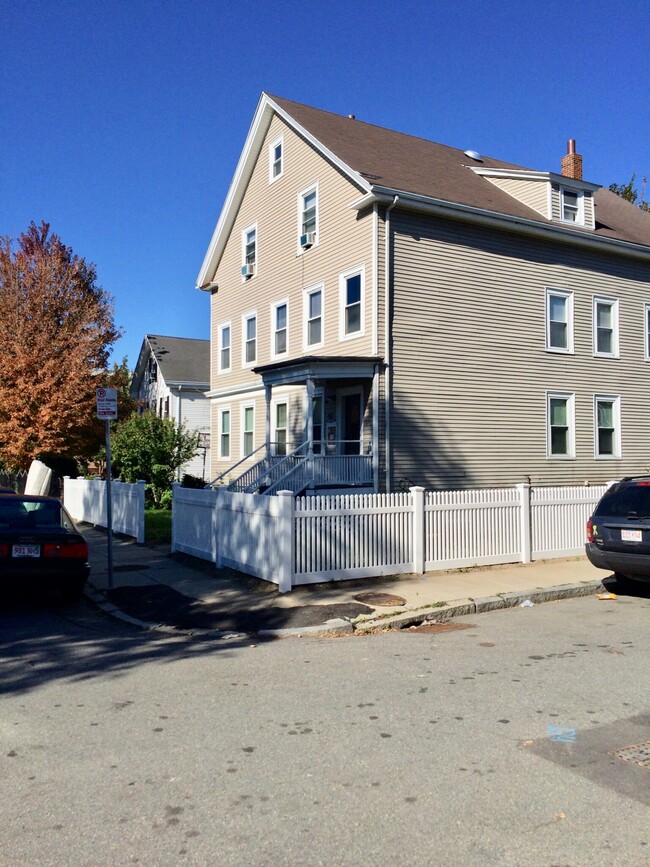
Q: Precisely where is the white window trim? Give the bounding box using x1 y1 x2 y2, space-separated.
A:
218 405 232 460
271 298 289 360
339 265 365 341
545 287 574 354
644 302 650 362
559 186 584 225
303 283 324 351
546 391 575 460
218 321 232 374
592 295 619 358
241 310 257 368
241 222 257 282
297 182 319 254
241 403 255 458
272 399 289 456
268 134 283 183
594 394 621 460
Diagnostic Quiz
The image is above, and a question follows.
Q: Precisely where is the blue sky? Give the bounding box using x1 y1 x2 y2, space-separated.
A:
2 0 648 368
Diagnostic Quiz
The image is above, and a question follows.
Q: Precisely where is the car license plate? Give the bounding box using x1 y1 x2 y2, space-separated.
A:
621 529 642 542
12 544 40 558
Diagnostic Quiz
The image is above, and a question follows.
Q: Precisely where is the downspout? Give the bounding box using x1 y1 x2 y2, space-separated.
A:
384 195 399 492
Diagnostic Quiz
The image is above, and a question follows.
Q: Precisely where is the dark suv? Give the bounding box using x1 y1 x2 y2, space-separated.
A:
586 477 650 583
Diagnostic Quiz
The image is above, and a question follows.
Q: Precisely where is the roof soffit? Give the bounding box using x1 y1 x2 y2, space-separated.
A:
196 93 372 289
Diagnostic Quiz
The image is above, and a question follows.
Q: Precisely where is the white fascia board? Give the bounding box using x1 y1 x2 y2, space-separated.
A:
129 336 154 398
197 93 271 289
468 166 600 193
207 383 265 400
196 93 373 289
352 187 650 262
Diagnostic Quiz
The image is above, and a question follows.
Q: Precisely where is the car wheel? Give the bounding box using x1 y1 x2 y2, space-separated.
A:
611 572 638 592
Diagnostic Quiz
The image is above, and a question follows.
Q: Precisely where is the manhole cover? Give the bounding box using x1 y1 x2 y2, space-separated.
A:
611 741 650 768
353 592 406 607
113 564 151 573
405 621 475 634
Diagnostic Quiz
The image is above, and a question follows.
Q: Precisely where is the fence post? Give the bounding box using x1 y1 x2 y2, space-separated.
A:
517 482 532 564
63 476 70 509
170 482 179 552
213 487 221 566
411 486 426 574
136 481 146 544
277 490 294 593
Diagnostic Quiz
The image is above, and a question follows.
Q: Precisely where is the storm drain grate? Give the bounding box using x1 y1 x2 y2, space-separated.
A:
113 564 151 573
405 621 475 635
611 741 650 768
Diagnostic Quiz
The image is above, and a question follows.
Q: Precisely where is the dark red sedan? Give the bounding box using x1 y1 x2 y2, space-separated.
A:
0 494 90 600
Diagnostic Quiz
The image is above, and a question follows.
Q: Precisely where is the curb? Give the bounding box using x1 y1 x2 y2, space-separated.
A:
85 579 606 639
353 580 605 633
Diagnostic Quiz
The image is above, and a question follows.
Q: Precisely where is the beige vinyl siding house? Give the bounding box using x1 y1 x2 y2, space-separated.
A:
205 107 376 483
197 93 650 494
389 211 650 488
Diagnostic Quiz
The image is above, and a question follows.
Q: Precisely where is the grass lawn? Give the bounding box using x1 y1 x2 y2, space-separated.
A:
145 509 172 545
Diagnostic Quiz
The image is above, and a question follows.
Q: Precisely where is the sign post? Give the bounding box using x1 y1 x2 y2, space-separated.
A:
96 388 118 590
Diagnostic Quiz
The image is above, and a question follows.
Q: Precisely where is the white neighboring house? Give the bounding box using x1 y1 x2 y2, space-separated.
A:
130 335 211 480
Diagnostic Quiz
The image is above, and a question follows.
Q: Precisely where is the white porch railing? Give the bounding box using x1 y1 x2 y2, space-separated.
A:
171 481 613 592
63 477 146 543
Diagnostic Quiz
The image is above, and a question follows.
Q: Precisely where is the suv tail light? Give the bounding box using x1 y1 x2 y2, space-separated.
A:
43 542 88 559
587 520 595 543
0 543 8 558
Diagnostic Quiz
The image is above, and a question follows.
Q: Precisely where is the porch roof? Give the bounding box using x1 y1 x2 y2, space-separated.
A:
252 355 384 387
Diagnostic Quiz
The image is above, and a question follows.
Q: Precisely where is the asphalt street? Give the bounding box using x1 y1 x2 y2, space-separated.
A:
1 589 650 866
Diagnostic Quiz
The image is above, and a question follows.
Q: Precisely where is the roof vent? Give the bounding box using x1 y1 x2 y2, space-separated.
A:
464 149 483 162
347 114 356 119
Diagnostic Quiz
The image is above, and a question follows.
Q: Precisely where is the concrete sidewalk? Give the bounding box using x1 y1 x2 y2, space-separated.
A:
83 525 611 637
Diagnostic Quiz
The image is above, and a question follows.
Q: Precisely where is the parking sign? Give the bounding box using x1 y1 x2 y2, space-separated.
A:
96 387 118 420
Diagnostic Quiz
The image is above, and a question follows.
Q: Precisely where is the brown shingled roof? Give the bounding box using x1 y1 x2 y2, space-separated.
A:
270 95 650 247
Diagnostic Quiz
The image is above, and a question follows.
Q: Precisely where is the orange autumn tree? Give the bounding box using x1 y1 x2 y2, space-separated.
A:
0 222 121 468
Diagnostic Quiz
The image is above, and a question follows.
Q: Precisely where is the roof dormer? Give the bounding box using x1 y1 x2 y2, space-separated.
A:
467 139 599 230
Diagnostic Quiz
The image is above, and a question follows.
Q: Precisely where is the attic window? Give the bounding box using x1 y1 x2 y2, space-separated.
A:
269 135 283 182
561 188 581 223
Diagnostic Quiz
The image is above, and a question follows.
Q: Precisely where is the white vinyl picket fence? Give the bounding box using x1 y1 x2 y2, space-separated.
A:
63 477 146 543
171 481 613 592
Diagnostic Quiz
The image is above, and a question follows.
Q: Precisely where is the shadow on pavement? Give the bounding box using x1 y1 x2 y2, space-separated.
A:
106 585 371 632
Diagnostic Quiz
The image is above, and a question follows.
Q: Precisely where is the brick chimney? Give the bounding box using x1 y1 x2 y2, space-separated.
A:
561 139 582 180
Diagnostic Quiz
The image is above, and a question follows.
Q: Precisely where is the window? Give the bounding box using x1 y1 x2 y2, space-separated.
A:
272 301 288 357
242 224 256 278
243 313 257 365
644 303 650 361
593 297 619 357
547 392 575 459
304 286 323 348
595 395 621 459
298 184 318 248
219 323 231 372
269 136 283 182
274 402 288 456
546 288 573 353
340 267 364 338
219 408 231 459
560 187 584 224
242 405 254 456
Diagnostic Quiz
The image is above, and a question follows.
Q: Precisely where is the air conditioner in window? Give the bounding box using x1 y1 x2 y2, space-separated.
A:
241 263 255 278
300 232 316 249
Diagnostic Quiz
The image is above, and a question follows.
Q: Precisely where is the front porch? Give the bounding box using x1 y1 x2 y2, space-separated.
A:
212 356 384 495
